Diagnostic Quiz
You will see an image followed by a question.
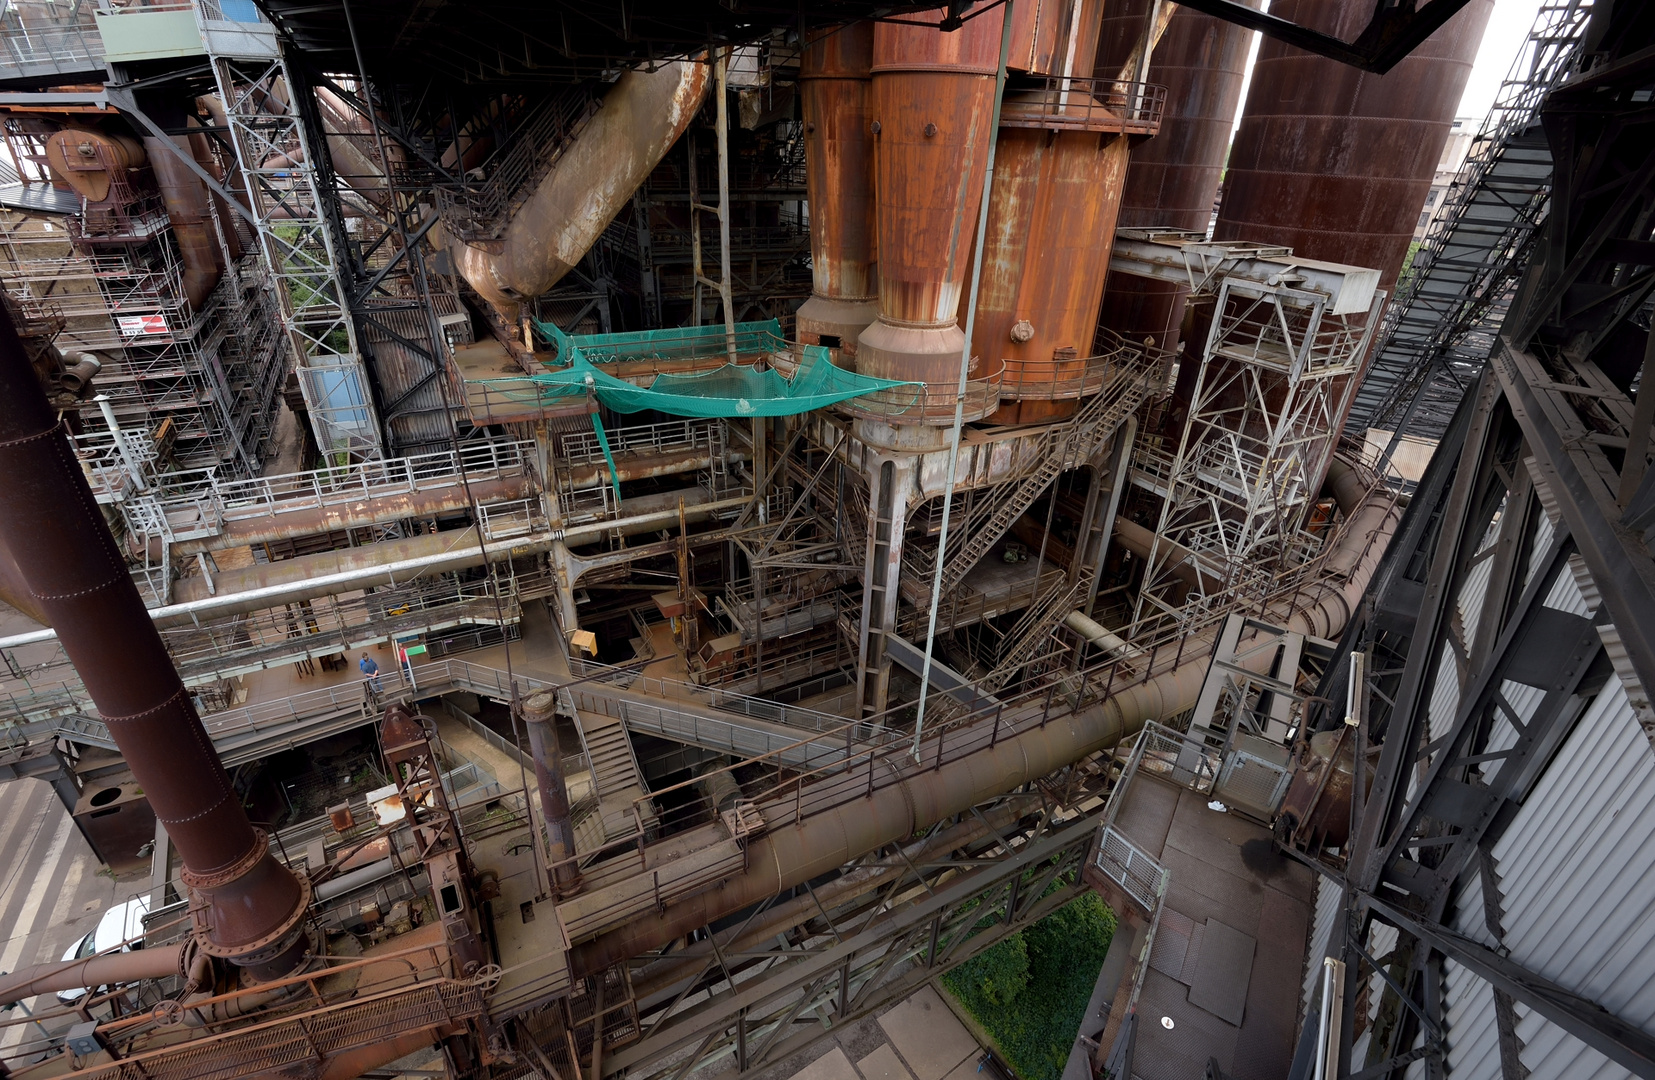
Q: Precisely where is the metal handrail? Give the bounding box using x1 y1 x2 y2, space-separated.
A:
999 77 1167 135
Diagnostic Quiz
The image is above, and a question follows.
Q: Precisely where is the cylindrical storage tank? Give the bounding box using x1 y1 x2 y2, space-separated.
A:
972 127 1132 425
855 11 1006 424
1094 2 1259 358
1215 0 1491 481
796 23 879 363
1215 0 1494 297
969 0 1132 426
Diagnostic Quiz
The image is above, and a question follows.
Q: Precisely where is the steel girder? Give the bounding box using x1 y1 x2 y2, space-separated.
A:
599 813 1099 1080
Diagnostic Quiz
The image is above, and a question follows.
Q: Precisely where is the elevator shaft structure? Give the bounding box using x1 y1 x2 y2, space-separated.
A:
1109 231 1385 625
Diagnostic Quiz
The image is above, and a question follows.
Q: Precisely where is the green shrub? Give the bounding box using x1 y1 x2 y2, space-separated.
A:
943 893 1117 1080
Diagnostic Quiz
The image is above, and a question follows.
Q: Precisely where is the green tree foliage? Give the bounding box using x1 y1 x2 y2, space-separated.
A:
943 893 1117 1080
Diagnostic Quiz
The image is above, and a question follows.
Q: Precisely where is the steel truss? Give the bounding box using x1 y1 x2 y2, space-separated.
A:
204 41 385 461
1293 13 1655 1061
588 806 1098 1080
1134 277 1383 626
1352 0 1594 457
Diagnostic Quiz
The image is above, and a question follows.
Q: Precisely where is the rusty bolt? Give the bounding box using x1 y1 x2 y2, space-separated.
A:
923 122 939 138
871 120 881 134
1010 319 1035 343
805 122 816 133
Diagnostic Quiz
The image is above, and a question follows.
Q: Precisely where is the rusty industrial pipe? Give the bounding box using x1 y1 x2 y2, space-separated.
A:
143 136 224 311
631 796 1036 1002
445 61 709 317
0 299 311 982
568 463 1399 976
523 689 582 899
0 942 189 1004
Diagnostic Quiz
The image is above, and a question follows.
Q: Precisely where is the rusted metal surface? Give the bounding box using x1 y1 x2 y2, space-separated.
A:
858 13 1004 387
145 135 224 310
1005 0 1107 77
524 689 582 899
449 61 709 316
1216 0 1494 295
972 127 1131 416
567 463 1400 976
168 473 533 558
797 22 879 355
1096 1 1260 355
0 299 310 982
0 942 187 1004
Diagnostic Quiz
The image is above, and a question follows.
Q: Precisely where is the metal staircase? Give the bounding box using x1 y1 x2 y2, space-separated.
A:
1349 0 1592 450
914 369 1151 600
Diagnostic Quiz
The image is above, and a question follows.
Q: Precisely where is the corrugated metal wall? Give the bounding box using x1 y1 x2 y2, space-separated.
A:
1487 674 1655 1079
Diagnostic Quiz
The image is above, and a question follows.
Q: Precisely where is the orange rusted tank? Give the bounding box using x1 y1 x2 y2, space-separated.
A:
798 22 879 358
857 12 1005 400
972 124 1131 425
970 0 1145 425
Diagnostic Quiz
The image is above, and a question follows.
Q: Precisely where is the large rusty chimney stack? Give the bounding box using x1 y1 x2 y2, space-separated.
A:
0 297 311 981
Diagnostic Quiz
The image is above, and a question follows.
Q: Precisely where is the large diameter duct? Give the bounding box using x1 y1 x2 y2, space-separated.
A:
1215 0 1493 297
796 23 880 358
1095 1 1259 356
144 136 225 311
447 62 709 316
0 301 311 982
856 12 1004 397
569 464 1399 975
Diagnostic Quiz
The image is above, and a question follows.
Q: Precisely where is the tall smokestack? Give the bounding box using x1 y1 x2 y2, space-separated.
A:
0 296 311 982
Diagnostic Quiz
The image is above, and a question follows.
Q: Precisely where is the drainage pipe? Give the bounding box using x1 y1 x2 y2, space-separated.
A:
567 463 1399 977
0 303 312 982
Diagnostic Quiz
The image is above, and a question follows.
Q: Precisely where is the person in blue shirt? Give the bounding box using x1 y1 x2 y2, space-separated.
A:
359 652 382 694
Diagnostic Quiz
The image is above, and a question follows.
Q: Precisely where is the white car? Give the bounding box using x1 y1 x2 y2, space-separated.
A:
56 897 150 1004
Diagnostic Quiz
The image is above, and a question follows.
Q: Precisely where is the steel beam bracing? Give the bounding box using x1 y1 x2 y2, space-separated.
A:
198 24 386 462
1306 11 1655 1069
1130 274 1384 628
597 810 1096 1080
1352 1 1594 460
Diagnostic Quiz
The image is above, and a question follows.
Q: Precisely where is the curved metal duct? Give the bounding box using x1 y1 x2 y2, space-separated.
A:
445 61 710 315
144 135 225 311
569 461 1400 976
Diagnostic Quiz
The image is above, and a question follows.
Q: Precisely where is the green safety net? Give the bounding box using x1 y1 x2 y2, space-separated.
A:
492 318 920 503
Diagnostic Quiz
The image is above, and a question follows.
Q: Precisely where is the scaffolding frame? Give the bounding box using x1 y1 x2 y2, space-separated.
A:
1134 278 1384 626
204 39 385 461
